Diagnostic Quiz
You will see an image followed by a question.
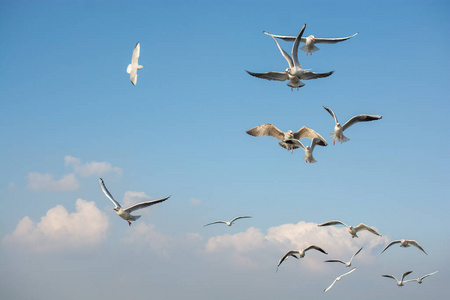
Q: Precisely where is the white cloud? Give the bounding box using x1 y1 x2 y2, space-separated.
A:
3 199 110 253
27 172 80 191
64 155 122 177
123 191 152 208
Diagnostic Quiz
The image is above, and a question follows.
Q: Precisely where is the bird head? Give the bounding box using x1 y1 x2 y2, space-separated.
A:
287 130 294 138
113 207 119 211
308 35 315 42
285 68 290 74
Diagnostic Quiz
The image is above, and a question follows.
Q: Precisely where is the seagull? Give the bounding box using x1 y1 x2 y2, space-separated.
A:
324 267 357 292
324 247 363 267
282 137 328 163
99 178 170 226
323 106 382 145
382 271 413 286
126 42 144 85
246 24 334 91
204 216 251 227
380 239 427 255
277 245 328 271
263 31 358 55
246 124 327 153
318 220 382 238
404 271 438 284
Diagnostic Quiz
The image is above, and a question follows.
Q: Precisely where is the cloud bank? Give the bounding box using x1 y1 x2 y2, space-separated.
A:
27 172 80 191
64 155 122 177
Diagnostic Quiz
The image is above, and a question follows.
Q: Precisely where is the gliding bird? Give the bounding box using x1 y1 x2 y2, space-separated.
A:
277 245 328 271
127 42 144 85
246 124 327 153
404 271 438 284
382 271 413 286
323 106 382 145
380 239 427 255
324 267 357 292
204 216 251 227
318 220 382 238
99 178 170 226
247 24 334 90
264 31 358 55
325 247 363 267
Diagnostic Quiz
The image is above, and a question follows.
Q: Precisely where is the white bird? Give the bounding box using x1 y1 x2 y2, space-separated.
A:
324 247 363 267
99 178 170 226
263 31 358 55
318 220 382 238
380 239 427 255
323 106 382 145
404 271 438 284
282 137 328 163
246 124 327 153
204 216 251 227
126 42 144 85
324 267 357 292
247 24 334 90
382 271 413 286
277 245 328 271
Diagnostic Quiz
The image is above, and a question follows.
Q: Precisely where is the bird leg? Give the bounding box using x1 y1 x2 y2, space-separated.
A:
128 221 132 226
340 138 343 144
291 86 293 91
297 86 299 91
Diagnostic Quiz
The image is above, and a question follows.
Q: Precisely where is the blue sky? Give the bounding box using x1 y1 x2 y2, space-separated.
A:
1 1 449 299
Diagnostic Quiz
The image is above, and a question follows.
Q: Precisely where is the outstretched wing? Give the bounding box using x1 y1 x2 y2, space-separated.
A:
342 114 382 131
350 247 363 261
230 216 251 224
264 32 294 68
420 271 438 280
323 106 339 124
324 278 338 292
99 178 121 209
318 220 349 228
310 137 327 151
246 124 286 141
246 70 289 82
408 240 428 255
124 196 170 213
277 250 300 269
324 259 347 265
131 42 140 65
380 240 401 254
314 33 359 44
341 267 357 277
401 271 413 282
354 223 381 236
304 245 328 255
382 274 398 282
291 24 306 68
293 126 327 146
204 220 227 227
301 70 334 80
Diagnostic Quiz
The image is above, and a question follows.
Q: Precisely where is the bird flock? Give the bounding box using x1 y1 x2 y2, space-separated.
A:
99 23 438 295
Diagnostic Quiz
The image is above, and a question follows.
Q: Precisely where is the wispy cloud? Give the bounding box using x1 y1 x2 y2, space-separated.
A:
64 155 122 177
3 199 110 253
27 172 80 191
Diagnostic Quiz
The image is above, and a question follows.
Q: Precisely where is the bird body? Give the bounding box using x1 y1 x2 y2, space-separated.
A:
247 24 333 90
204 216 251 227
263 31 358 55
282 137 328 163
318 220 381 238
127 42 144 85
380 239 427 255
382 271 413 286
323 106 382 145
99 178 170 226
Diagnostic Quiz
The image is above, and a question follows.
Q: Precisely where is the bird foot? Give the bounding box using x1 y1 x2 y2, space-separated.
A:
333 140 335 145
128 221 132 226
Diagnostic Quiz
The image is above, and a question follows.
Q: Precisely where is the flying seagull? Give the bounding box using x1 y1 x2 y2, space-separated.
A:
99 178 170 226
204 216 251 227
263 31 358 55
323 106 382 145
382 271 413 286
282 137 328 163
247 24 334 90
246 124 327 153
127 42 144 85
324 247 363 267
404 271 438 284
318 220 382 238
380 239 427 255
277 245 328 271
324 267 357 292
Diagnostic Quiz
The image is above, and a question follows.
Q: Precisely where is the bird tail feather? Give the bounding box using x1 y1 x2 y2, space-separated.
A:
127 64 132 74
